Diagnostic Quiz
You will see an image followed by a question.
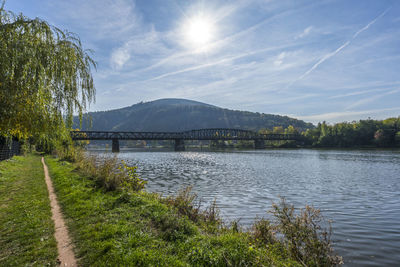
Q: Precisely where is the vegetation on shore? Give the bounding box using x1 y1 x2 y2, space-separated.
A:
301 118 400 148
254 117 400 149
42 148 341 266
0 154 58 266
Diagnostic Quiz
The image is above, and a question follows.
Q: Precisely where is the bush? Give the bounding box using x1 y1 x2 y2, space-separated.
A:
118 160 147 191
165 186 221 226
252 218 277 245
270 198 342 266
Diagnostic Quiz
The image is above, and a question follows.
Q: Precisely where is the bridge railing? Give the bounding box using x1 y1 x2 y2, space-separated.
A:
71 129 303 141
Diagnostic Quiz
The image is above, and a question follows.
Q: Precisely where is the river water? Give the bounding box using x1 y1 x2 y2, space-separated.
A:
97 148 400 266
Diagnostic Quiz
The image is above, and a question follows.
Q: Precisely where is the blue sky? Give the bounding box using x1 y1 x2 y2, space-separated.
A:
5 0 400 123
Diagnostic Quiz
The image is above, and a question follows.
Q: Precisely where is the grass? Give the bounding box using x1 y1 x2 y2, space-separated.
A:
45 155 302 266
0 154 57 266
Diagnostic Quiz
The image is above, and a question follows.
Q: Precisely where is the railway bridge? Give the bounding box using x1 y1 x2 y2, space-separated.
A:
70 128 303 152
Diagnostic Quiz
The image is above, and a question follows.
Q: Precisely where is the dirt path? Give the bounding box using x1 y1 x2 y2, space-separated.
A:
41 157 77 267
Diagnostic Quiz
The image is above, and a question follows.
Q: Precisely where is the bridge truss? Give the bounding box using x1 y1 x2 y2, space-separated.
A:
70 128 301 141
70 128 303 152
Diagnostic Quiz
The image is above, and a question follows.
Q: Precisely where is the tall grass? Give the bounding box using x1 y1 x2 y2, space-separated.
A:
57 146 146 192
164 186 221 227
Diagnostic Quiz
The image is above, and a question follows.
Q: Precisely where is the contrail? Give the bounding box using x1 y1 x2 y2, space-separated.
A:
297 41 350 80
353 8 390 38
289 7 391 87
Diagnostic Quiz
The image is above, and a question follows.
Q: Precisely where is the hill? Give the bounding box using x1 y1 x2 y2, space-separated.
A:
75 98 314 132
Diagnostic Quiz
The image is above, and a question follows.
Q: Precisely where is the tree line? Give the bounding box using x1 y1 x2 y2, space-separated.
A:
260 118 400 148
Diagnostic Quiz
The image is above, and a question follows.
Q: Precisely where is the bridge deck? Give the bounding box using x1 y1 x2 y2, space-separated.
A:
71 128 302 141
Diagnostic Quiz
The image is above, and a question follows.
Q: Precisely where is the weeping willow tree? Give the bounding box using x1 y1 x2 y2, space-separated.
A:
0 3 95 149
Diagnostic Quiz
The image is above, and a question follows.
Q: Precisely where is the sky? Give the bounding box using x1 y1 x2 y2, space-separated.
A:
5 0 400 124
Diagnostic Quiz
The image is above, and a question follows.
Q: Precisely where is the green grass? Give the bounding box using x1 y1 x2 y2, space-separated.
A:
0 154 57 266
45 156 300 266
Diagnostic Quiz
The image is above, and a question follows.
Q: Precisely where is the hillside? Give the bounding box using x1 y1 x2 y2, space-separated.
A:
75 98 314 132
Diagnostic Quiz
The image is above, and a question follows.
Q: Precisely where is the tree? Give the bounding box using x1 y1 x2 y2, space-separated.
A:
284 125 298 134
0 3 95 148
272 126 284 134
395 132 400 147
374 129 391 147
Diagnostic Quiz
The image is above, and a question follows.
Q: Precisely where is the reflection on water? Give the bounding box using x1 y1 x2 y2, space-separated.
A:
95 149 400 266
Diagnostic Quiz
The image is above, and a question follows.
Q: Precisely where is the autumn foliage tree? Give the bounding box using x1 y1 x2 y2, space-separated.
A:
0 3 95 149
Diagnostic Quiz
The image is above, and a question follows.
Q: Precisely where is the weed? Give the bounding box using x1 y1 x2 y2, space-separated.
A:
270 197 343 266
252 218 277 245
165 186 221 226
204 198 220 225
231 220 241 233
118 160 147 191
165 186 201 221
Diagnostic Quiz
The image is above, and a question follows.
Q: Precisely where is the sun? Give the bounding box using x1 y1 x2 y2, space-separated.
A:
186 16 213 45
183 15 216 51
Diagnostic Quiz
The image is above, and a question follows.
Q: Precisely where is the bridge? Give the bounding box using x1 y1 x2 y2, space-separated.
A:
70 128 303 152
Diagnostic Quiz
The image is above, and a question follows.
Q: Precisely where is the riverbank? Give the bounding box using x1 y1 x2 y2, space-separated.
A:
0 153 341 266
45 154 301 266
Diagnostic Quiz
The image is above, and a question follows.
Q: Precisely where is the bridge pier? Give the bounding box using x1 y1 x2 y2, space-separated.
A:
254 139 265 149
174 139 185 151
112 139 120 153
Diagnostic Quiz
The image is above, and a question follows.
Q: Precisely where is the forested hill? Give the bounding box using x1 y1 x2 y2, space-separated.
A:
74 98 314 132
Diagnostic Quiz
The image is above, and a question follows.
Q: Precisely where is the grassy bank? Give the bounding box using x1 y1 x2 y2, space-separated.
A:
46 155 305 266
0 154 57 266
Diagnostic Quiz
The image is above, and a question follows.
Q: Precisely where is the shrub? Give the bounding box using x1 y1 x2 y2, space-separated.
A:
118 160 147 191
165 186 221 226
270 198 343 266
252 218 276 245
165 186 201 222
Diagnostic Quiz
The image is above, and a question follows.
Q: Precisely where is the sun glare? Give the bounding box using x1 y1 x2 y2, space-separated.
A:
183 15 216 51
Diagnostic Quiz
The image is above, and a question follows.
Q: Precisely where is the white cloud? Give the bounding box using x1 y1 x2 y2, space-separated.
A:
297 26 313 39
345 89 400 110
274 52 286 66
110 46 131 70
109 26 169 70
143 42 307 81
298 107 400 124
328 88 385 99
51 0 140 40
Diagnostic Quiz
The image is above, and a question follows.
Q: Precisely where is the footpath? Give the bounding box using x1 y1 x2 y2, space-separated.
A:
41 157 77 266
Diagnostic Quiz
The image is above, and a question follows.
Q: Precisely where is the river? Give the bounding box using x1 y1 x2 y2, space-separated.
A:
95 148 400 266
